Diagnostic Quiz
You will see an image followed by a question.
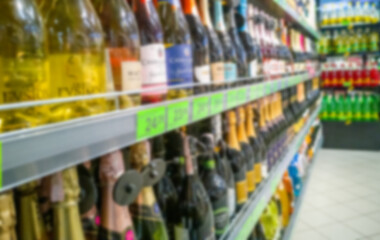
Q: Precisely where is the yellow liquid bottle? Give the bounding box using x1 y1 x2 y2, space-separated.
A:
0 0 50 133
0 192 17 240
43 0 107 122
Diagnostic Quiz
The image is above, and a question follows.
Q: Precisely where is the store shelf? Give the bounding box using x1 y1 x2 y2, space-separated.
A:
0 72 318 192
253 0 320 40
220 104 321 240
282 128 323 240
320 22 380 30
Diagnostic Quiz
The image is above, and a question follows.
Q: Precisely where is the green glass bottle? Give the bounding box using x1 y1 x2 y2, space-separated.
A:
0 0 50 133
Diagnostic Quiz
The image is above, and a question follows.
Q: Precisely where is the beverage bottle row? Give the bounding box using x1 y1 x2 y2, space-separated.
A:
321 59 380 88
248 122 320 240
0 79 320 240
0 0 317 134
321 93 379 122
318 28 379 55
320 1 379 26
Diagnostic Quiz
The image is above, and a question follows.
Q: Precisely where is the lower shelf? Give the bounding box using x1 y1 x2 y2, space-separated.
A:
281 128 324 240
322 121 380 150
220 105 321 240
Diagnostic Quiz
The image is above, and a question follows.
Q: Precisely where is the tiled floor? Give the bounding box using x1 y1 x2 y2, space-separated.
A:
291 149 380 240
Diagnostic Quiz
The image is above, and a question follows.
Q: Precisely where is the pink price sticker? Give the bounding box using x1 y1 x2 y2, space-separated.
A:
126 230 135 240
95 216 101 226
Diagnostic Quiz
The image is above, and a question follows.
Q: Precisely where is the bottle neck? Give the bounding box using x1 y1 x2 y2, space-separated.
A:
212 0 226 32
226 112 241 150
158 0 180 8
245 106 257 138
182 0 199 16
198 0 213 29
183 136 195 176
237 0 248 32
224 8 236 30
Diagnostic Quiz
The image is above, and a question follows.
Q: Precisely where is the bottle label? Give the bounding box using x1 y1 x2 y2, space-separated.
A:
174 225 190 240
249 59 258 77
246 170 255 193
49 54 106 98
224 63 237 82
195 65 211 83
228 188 236 217
211 62 225 84
140 44 167 86
254 163 262 184
165 44 193 86
235 180 247 204
213 194 229 237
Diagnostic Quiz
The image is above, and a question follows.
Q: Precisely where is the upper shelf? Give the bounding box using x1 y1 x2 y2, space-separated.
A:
0 71 319 192
253 0 320 40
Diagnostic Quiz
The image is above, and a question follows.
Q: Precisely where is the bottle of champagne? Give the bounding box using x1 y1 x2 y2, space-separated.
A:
44 0 107 121
157 0 193 99
175 133 215 240
79 163 98 240
223 0 248 78
197 0 225 89
0 192 17 240
98 151 136 240
16 182 48 240
236 0 259 81
236 107 255 196
0 0 50 132
152 136 179 239
253 102 268 178
129 141 169 240
181 0 211 94
50 168 85 240
198 134 229 239
248 5 264 78
245 104 264 186
92 0 142 109
132 0 167 103
211 0 238 87
224 111 247 210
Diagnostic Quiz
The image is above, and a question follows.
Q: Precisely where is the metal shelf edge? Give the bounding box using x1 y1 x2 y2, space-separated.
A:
221 104 321 240
0 72 318 192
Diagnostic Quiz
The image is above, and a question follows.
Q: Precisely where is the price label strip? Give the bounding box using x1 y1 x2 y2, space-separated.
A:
271 175 282 194
227 89 239 108
136 106 166 141
250 85 258 100
236 88 247 105
237 199 266 239
210 93 224 115
192 96 210 121
167 101 189 131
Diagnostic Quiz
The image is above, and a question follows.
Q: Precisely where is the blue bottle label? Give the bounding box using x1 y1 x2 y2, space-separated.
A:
237 0 248 32
165 44 193 86
224 63 237 82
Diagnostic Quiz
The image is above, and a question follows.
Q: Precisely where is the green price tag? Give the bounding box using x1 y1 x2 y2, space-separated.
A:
210 93 224 115
250 85 258 100
167 101 189 130
265 82 272 95
136 106 166 141
259 83 266 97
227 89 239 108
193 96 210 121
236 88 247 105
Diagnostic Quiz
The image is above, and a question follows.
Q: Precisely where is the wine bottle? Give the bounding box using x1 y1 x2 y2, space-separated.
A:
132 0 167 103
248 5 264 78
175 133 215 240
157 0 193 99
197 0 225 89
253 103 268 178
50 168 85 240
198 134 229 238
98 151 136 240
245 104 263 186
181 0 211 94
16 181 48 240
0 0 49 132
44 0 107 121
236 0 259 81
211 0 238 87
79 163 98 240
152 136 179 239
129 141 169 240
224 111 247 210
223 0 248 78
236 107 255 196
0 192 17 240
92 0 142 109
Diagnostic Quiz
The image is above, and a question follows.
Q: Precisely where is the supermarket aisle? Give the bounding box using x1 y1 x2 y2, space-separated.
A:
291 150 380 240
